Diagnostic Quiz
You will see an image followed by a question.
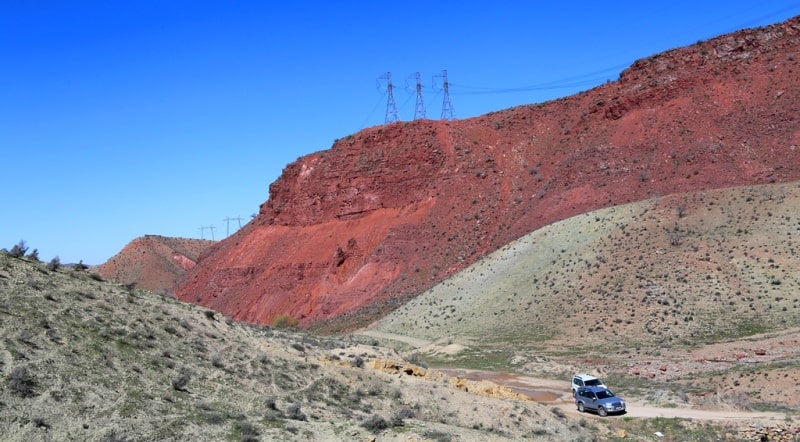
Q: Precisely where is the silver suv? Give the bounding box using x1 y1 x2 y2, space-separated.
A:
571 373 605 397
575 386 626 416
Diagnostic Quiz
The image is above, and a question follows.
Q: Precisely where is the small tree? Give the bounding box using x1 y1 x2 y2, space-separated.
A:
73 260 88 271
27 249 40 262
46 256 61 271
272 314 299 329
9 240 27 258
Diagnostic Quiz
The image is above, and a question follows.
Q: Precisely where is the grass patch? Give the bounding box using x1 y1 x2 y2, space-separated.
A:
424 347 517 371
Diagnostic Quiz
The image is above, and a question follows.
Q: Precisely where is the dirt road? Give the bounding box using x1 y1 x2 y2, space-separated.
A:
441 368 789 424
360 329 791 423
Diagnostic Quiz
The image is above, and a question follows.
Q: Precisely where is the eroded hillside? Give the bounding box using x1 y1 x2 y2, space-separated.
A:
97 235 214 293
0 252 590 441
175 17 800 330
367 182 800 416
372 182 800 352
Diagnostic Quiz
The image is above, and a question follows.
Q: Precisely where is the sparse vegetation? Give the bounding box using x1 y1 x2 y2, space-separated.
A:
8 240 28 258
8 366 37 398
46 256 60 271
3 253 592 440
273 314 299 329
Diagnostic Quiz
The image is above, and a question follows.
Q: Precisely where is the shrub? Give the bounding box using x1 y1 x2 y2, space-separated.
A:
211 354 225 369
46 256 61 271
102 431 129 442
350 356 364 368
27 249 40 261
361 414 388 433
273 314 299 329
285 402 306 421
9 240 27 258
422 431 453 442
73 260 89 270
8 366 37 398
171 370 191 391
550 406 566 419
236 421 260 442
391 407 414 426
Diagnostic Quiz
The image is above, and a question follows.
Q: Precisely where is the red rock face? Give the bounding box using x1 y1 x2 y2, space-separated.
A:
97 235 214 293
174 17 800 328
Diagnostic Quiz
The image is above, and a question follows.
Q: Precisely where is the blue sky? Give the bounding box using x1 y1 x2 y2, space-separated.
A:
2 1 800 265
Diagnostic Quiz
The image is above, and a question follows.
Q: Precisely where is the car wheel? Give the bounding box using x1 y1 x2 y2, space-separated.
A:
577 402 585 413
598 406 607 417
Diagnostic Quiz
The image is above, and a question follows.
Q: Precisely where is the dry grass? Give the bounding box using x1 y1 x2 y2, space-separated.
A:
0 251 591 441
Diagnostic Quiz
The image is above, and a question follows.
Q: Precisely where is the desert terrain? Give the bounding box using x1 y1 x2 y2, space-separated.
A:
2 249 798 441
6 15 800 442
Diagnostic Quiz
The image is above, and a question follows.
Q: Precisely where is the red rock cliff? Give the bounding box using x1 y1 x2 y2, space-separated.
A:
174 17 800 328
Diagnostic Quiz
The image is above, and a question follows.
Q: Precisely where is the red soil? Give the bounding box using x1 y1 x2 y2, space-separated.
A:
96 235 214 293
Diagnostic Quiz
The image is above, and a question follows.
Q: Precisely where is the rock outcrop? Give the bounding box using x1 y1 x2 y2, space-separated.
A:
175 17 800 329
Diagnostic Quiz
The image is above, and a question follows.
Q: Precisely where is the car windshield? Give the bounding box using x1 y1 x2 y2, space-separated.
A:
596 389 615 399
584 379 602 387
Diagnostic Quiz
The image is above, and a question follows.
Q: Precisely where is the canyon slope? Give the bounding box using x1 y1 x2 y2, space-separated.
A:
97 235 214 293
175 17 800 329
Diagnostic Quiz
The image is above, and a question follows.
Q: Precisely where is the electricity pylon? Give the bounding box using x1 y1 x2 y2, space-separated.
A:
377 72 398 123
433 69 455 120
407 72 426 120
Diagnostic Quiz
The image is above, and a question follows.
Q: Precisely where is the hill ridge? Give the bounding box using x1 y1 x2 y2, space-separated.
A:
174 16 800 330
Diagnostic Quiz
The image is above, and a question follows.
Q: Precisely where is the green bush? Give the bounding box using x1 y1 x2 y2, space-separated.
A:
273 314 299 329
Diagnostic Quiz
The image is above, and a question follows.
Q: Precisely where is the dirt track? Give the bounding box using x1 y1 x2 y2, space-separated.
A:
361 329 792 424
441 368 789 424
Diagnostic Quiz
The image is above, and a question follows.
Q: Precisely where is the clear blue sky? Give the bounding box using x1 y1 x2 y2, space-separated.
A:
2 1 799 265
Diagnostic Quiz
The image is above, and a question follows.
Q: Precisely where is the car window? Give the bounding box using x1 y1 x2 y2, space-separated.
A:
584 379 602 387
596 389 614 399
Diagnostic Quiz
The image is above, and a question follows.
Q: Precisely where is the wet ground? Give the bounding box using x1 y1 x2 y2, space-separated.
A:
439 369 567 403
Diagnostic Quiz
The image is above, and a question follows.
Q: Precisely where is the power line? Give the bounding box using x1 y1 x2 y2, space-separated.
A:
449 64 627 96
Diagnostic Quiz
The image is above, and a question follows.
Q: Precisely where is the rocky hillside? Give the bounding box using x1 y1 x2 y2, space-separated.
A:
1 252 593 441
175 16 800 329
96 235 214 293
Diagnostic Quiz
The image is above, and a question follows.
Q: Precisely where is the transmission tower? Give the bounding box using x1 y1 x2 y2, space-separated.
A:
377 72 398 123
408 72 426 120
223 216 244 236
433 70 455 120
199 225 216 240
